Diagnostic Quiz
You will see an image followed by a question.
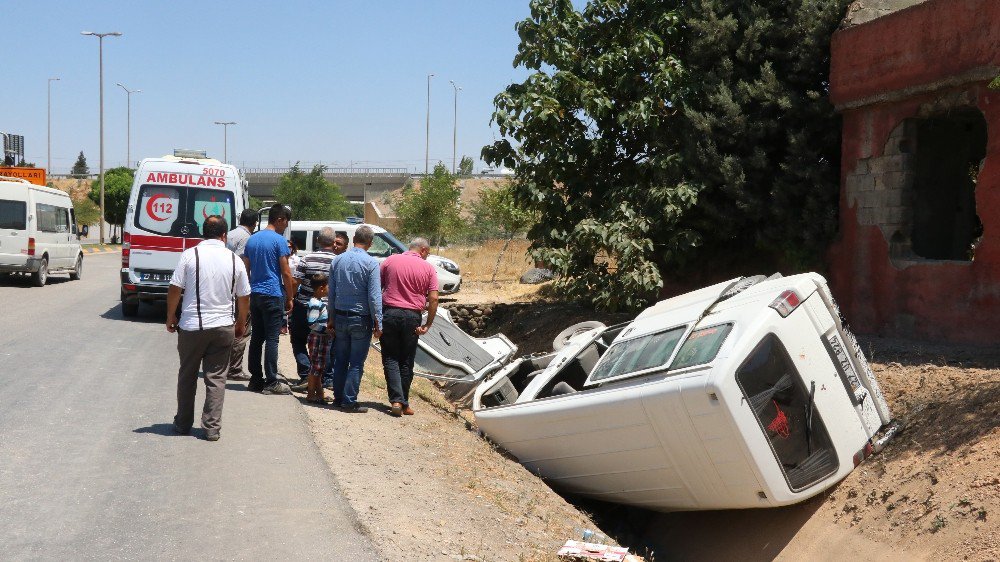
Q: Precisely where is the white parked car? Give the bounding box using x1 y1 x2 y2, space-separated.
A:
289 220 462 295
402 272 900 512
0 177 83 286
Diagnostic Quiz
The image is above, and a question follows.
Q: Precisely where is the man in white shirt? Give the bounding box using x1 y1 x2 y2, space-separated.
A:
167 215 252 442
225 209 258 381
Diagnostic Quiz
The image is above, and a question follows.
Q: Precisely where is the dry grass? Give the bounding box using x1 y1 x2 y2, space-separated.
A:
438 239 534 283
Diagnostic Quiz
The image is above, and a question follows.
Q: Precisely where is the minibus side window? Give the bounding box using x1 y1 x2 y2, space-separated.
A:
36 203 69 233
0 200 27 230
736 334 839 492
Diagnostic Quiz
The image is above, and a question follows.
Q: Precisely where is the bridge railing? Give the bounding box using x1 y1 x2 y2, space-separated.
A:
243 167 409 177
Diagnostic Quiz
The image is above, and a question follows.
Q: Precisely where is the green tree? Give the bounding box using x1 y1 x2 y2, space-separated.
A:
273 164 352 221
396 163 463 246
74 198 101 230
88 166 134 237
17 159 35 167
71 151 90 177
483 0 848 310
458 155 475 177
471 181 537 282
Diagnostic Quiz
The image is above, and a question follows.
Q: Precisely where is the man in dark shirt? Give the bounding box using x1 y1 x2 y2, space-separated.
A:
289 228 346 392
243 204 294 395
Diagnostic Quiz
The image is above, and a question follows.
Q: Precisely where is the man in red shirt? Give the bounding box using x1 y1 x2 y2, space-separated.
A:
379 237 438 416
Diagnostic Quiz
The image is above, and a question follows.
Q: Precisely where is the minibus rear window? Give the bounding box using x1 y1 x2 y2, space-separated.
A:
736 335 838 492
134 185 235 238
0 199 27 230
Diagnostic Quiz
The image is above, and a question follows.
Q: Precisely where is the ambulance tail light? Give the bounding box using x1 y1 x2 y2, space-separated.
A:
122 232 131 268
769 289 802 317
27 237 36 256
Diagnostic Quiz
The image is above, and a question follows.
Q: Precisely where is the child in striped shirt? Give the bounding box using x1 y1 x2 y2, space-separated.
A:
305 274 332 404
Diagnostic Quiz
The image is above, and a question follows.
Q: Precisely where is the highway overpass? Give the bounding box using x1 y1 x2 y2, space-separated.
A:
244 167 409 202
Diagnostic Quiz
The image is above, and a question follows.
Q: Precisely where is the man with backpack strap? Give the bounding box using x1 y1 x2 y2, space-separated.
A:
166 215 251 442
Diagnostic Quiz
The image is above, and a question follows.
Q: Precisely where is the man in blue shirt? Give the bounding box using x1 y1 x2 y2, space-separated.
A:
243 204 294 395
326 225 383 412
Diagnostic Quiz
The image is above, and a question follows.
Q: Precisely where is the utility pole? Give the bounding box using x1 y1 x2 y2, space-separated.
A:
214 121 237 162
82 31 122 245
47 77 60 177
116 83 140 167
425 73 434 175
449 80 461 174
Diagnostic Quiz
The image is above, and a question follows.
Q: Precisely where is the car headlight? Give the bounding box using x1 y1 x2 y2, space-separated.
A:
437 260 460 275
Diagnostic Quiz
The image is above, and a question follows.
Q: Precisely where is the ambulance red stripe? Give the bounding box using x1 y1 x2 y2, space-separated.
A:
129 234 192 252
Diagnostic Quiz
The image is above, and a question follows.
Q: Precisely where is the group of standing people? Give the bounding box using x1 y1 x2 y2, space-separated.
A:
167 203 440 440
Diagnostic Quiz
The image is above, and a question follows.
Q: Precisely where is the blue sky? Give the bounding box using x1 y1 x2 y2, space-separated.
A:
1 1 560 174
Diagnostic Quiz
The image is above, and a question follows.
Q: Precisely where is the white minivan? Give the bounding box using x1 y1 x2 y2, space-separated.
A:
289 220 462 294
0 177 83 286
120 151 248 316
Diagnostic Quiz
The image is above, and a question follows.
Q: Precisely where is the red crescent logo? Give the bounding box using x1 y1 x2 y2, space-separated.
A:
202 205 227 219
146 193 170 221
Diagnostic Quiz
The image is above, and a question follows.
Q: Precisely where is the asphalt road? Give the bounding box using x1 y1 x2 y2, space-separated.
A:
0 253 377 560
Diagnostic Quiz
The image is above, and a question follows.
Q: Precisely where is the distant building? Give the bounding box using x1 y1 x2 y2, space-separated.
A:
827 0 1000 344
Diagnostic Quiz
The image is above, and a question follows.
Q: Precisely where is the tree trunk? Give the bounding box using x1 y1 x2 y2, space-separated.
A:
491 236 513 284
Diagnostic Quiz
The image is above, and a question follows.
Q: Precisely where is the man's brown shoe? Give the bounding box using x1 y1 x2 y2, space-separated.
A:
402 405 415 416
390 402 403 417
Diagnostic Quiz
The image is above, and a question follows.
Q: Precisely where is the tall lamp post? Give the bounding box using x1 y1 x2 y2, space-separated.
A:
449 80 461 174
213 121 237 163
425 73 434 175
116 83 140 168
82 30 122 245
47 77 60 177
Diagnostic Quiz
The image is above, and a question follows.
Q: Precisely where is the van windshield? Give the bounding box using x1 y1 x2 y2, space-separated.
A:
368 232 406 258
134 185 235 238
587 326 687 383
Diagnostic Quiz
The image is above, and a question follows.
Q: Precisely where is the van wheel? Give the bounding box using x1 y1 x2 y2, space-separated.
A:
69 255 83 280
31 258 48 287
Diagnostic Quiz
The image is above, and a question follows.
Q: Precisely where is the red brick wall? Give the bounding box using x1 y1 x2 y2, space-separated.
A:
828 0 1000 344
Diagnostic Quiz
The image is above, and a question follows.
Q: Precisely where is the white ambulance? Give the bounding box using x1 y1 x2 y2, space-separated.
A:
120 150 248 317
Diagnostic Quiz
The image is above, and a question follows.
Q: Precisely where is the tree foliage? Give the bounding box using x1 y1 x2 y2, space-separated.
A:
74 197 101 229
471 181 538 282
273 164 352 221
88 167 134 227
396 163 463 246
458 155 475 176
471 181 536 240
483 0 849 310
72 151 90 177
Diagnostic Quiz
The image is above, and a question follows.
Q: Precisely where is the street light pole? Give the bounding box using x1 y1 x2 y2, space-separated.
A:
449 80 461 175
47 77 60 177
82 31 122 245
116 83 140 168
425 73 434 175
214 121 237 163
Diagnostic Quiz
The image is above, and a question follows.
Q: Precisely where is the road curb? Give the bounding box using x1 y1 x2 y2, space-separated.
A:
82 245 121 254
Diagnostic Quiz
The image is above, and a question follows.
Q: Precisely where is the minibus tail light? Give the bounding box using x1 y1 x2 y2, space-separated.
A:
27 237 35 256
769 289 802 317
122 232 131 268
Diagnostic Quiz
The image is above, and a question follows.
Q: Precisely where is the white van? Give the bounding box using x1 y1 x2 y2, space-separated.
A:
120 151 248 316
289 220 462 294
0 177 83 286
405 273 900 512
